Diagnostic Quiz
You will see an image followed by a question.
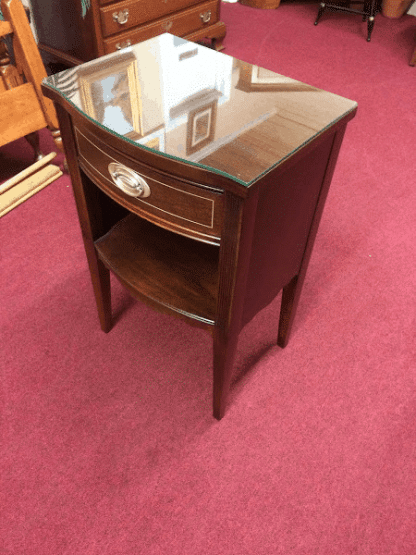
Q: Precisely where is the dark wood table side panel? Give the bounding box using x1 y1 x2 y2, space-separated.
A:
277 124 350 348
241 130 336 327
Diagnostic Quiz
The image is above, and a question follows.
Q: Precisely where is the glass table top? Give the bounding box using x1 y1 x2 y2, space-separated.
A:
43 33 357 186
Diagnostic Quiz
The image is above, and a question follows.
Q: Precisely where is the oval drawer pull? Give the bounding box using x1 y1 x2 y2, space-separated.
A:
116 39 131 50
113 9 129 25
200 11 211 24
108 163 151 198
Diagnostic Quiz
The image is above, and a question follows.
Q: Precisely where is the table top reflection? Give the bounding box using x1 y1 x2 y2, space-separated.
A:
43 33 357 186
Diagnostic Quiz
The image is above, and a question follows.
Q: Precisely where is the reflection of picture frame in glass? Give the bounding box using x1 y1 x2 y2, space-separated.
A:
251 66 298 85
186 100 217 155
136 126 165 152
144 137 160 150
78 53 143 136
237 62 316 92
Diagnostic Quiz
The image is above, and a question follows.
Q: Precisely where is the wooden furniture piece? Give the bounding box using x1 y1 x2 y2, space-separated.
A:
239 0 281 9
42 35 357 419
410 42 416 66
0 152 62 217
314 0 378 42
0 0 62 216
29 0 226 67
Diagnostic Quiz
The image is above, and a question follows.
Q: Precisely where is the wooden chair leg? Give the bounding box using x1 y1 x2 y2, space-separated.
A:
315 2 327 25
50 128 63 153
367 15 375 41
24 131 43 162
366 0 376 42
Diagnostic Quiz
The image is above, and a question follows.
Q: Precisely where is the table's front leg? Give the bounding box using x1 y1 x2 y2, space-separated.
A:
54 104 113 332
213 327 240 420
213 190 259 419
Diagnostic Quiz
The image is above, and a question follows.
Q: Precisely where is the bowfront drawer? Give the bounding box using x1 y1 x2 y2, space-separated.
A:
100 0 199 38
74 126 223 244
103 0 219 54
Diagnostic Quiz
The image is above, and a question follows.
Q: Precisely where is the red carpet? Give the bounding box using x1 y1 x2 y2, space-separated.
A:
1 3 416 554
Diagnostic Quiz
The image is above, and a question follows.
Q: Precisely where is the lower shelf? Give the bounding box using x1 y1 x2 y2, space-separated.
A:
95 213 219 326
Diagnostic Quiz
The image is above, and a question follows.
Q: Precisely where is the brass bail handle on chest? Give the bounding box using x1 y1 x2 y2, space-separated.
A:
115 39 132 50
113 9 129 25
200 10 211 23
161 20 173 32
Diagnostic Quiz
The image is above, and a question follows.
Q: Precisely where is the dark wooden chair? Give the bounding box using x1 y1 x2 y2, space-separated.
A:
314 0 378 42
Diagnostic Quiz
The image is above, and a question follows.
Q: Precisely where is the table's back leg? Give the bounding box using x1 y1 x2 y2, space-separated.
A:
277 275 299 348
277 125 349 348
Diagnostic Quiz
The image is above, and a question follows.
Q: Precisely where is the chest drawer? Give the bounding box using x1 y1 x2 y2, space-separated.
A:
100 0 199 37
74 126 223 244
103 0 219 54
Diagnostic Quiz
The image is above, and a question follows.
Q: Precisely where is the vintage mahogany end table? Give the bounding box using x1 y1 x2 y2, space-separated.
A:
42 34 357 419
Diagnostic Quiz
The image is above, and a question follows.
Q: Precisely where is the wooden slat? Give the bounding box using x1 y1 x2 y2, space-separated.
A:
0 20 12 36
1 0 59 130
0 82 46 146
0 163 62 218
0 151 56 194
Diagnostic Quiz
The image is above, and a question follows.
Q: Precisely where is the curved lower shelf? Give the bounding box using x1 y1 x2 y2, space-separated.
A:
95 214 219 326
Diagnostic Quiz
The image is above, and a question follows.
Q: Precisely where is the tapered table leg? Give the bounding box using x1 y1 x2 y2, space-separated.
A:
90 258 112 332
278 126 348 348
277 275 300 348
54 103 113 332
213 328 240 420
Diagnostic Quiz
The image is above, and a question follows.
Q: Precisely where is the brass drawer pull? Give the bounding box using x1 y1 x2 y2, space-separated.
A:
113 9 129 25
161 20 173 32
108 163 151 198
115 39 132 50
200 11 211 24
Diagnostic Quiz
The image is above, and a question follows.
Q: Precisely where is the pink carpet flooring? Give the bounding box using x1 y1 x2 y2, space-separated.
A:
1 3 416 554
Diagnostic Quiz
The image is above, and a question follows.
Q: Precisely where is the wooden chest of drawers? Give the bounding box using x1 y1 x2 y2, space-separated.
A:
30 0 226 66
